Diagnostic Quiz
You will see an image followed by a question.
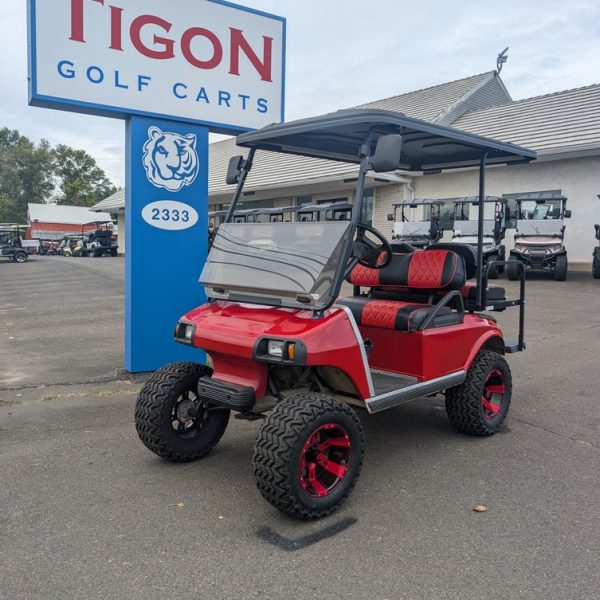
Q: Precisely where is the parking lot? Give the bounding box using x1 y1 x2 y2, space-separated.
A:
1 256 600 599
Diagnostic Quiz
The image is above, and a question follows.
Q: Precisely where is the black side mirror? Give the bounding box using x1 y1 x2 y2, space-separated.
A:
226 155 244 185
564 209 572 218
370 134 402 173
387 213 394 221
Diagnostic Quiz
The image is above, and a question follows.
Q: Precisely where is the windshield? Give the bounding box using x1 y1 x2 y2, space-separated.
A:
200 221 351 309
519 200 562 220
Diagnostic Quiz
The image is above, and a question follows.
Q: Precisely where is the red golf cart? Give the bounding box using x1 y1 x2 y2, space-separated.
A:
135 109 535 519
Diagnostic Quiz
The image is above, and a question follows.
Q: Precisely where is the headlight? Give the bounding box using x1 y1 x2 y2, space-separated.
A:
174 321 196 344
267 340 285 357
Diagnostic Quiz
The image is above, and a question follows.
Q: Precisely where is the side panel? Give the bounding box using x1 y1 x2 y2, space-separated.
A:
362 315 504 380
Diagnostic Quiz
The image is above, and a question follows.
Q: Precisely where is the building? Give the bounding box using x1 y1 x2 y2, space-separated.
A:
27 203 114 240
96 71 600 264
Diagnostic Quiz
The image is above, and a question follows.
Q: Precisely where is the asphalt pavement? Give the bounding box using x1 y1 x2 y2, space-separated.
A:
1 256 600 599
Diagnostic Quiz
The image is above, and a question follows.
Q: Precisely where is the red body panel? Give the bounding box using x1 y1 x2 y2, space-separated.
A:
363 314 503 380
184 301 371 399
183 301 503 402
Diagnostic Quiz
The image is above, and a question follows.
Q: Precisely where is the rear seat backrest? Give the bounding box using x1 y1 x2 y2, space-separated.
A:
348 249 466 292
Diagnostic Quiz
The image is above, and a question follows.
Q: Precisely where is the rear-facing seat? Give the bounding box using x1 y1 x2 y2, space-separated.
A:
338 249 465 332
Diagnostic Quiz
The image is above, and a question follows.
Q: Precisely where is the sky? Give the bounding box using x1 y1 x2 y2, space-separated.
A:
1 0 599 189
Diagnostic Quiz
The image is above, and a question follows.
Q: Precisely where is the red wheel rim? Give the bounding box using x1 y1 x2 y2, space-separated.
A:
482 369 505 421
298 423 351 498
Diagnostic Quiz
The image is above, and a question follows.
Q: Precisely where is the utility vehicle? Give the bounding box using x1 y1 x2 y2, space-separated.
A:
508 192 571 281
85 221 118 257
135 109 535 519
389 199 444 250
258 205 300 223
450 196 507 279
0 224 29 263
593 195 600 279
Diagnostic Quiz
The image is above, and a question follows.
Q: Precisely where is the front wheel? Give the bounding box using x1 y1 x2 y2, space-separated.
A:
593 252 600 279
507 260 522 281
135 362 230 462
487 257 499 280
554 255 568 281
253 393 364 519
445 350 512 436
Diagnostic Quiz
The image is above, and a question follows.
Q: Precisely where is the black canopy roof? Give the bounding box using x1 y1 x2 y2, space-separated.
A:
392 199 445 207
236 109 537 171
453 195 506 205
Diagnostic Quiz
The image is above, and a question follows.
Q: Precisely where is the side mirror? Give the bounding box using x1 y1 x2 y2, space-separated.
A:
226 155 244 185
370 134 402 173
564 209 572 218
387 213 394 221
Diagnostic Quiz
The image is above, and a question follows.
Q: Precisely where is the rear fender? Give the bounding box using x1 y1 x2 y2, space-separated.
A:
465 332 505 369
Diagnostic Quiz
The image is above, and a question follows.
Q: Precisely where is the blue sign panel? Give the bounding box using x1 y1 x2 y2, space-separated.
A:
125 116 208 372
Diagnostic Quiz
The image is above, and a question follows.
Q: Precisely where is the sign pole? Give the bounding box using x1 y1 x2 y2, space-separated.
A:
125 116 208 372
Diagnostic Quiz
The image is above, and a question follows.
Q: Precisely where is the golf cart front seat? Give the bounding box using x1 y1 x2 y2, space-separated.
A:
338 249 465 332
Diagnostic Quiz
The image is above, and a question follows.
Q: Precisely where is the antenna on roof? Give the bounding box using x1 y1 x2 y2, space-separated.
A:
496 47 509 74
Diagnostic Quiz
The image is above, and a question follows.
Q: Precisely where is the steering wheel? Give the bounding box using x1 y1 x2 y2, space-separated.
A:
352 224 393 269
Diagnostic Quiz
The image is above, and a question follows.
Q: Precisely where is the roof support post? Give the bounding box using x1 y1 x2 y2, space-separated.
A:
476 151 489 308
224 148 256 224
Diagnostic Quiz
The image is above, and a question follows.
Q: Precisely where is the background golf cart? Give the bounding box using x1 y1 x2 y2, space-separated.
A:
0 224 29 263
450 196 507 279
84 221 118 257
508 192 571 281
136 109 536 519
388 199 444 250
593 194 600 279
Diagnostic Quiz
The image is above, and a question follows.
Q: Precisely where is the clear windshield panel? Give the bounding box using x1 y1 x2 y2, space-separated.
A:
200 221 351 309
453 221 495 236
393 222 430 238
519 200 562 220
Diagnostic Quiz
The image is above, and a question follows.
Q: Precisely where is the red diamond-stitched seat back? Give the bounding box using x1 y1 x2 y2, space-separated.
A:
348 249 465 291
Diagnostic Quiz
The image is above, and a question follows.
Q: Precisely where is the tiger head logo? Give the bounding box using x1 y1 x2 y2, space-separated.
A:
142 127 199 192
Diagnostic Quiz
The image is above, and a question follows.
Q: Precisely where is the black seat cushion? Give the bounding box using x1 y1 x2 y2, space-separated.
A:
461 282 506 302
338 297 461 332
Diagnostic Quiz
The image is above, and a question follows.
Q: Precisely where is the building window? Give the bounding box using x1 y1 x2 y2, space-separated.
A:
296 195 313 206
502 190 562 228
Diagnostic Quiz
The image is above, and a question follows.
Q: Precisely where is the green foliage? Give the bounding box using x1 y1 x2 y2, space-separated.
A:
0 127 117 223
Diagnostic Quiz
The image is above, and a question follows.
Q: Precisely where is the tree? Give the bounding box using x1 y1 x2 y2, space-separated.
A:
52 145 117 207
0 128 54 223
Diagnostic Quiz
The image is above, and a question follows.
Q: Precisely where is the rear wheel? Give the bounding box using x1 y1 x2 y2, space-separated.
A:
554 255 568 281
13 251 28 263
593 252 600 279
487 256 499 280
110 248 118 257
507 260 521 281
253 393 364 519
445 350 512 436
135 362 230 462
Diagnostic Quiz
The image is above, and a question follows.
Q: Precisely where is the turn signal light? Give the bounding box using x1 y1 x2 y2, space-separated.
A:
286 342 296 361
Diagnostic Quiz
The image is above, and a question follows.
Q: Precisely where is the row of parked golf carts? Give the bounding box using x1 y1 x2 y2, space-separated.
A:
0 221 118 262
210 191 586 281
390 192 573 281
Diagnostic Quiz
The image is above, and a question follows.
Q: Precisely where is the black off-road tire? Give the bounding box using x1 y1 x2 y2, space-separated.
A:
445 350 512 436
110 248 118 257
253 393 364 519
507 260 522 281
135 362 230 462
593 253 600 279
93 248 102 257
13 251 28 263
554 255 568 281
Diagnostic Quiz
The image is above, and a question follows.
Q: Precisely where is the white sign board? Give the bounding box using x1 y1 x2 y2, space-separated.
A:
28 0 285 133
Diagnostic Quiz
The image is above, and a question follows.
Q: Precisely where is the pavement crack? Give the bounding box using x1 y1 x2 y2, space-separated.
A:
512 417 599 450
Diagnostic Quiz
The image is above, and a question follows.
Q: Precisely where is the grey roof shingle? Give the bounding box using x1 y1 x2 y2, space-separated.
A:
91 189 125 213
453 84 600 153
357 72 496 121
